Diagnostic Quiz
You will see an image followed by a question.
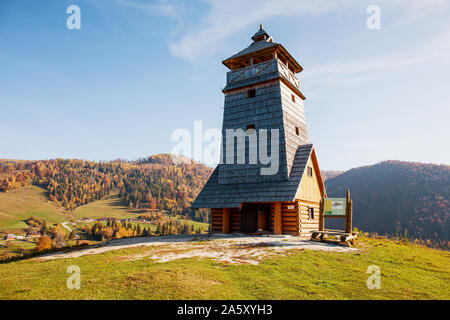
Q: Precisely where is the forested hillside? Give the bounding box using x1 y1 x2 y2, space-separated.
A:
0 155 212 222
2 157 448 244
325 160 449 243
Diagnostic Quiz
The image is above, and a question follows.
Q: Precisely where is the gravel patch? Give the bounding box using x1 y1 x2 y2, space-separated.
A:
36 234 357 264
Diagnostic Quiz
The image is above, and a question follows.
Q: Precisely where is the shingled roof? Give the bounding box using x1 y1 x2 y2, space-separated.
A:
191 144 315 208
222 25 303 73
224 40 278 62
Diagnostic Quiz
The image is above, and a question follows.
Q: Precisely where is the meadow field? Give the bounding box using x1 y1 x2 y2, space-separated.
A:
0 236 448 300
0 186 67 233
71 192 141 220
72 194 208 230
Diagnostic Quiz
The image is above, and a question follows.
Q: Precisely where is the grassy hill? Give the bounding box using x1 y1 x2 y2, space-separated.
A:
0 236 448 299
0 155 213 222
325 161 449 243
0 185 67 233
0 168 209 259
72 192 140 221
72 192 209 230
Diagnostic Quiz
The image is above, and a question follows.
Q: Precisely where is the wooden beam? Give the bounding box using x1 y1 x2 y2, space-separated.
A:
274 202 282 235
349 199 353 231
222 208 230 234
319 198 324 231
208 208 212 235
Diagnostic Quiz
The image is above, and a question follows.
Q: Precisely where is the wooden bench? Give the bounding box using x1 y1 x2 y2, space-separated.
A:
310 230 358 247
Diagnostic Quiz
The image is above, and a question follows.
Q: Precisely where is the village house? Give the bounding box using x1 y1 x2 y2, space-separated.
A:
26 231 41 238
4 234 17 240
192 25 326 238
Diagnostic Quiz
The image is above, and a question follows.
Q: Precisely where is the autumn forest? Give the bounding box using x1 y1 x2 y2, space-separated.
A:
0 154 212 223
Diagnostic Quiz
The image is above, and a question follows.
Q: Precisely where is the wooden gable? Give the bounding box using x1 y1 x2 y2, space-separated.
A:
295 148 325 202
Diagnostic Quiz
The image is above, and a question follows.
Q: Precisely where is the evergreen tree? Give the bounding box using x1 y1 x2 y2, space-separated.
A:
136 224 142 236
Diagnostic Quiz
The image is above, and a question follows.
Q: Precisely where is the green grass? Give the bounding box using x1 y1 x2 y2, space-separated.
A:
0 239 36 256
0 187 207 231
0 186 67 233
71 193 140 220
172 216 210 230
0 237 448 300
73 193 209 230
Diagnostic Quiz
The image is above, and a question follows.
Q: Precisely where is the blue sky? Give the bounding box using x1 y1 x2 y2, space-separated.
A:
1 0 449 170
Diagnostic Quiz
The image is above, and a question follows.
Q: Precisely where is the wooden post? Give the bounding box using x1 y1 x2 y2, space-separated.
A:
222 208 230 234
345 189 352 233
348 199 353 234
208 208 212 236
319 198 324 231
274 202 282 235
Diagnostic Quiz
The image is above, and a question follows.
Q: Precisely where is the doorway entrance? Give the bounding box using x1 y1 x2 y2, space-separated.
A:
239 203 271 233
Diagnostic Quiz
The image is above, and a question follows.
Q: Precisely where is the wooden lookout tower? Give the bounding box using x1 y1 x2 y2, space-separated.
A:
192 25 326 238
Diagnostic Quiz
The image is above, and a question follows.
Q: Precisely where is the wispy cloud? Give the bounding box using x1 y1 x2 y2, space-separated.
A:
168 0 360 60
392 0 450 25
304 26 450 84
114 0 180 17
112 0 185 34
114 0 450 85
167 0 450 63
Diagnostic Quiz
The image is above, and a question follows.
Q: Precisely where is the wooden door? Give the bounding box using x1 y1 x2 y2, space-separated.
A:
258 204 270 231
240 204 258 233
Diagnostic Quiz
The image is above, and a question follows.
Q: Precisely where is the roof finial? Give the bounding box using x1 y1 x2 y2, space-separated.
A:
260 24 263 30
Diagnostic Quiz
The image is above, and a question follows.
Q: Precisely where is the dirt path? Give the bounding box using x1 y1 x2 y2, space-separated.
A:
36 234 357 264
61 222 72 233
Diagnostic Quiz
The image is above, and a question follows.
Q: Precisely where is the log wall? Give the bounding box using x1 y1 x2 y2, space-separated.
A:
211 202 320 237
297 200 320 238
281 202 299 235
231 208 240 232
211 208 223 233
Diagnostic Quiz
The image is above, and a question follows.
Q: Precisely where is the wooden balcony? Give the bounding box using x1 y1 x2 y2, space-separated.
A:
226 59 300 90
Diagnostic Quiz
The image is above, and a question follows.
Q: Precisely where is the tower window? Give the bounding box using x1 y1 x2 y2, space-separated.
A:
308 207 314 220
247 89 256 98
295 126 299 136
307 166 313 177
291 94 296 103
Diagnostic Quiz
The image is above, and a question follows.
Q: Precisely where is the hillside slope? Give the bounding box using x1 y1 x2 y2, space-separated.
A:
0 155 213 223
0 236 448 299
325 161 449 241
0 186 66 233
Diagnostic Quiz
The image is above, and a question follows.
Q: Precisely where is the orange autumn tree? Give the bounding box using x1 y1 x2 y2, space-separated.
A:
36 235 52 252
147 192 157 210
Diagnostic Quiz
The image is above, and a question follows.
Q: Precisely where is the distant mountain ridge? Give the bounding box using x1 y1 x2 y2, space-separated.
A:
325 160 449 242
321 170 344 181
